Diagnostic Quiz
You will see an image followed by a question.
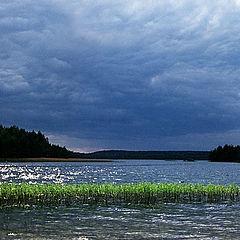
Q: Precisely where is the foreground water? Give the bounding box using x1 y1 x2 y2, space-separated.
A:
0 160 240 239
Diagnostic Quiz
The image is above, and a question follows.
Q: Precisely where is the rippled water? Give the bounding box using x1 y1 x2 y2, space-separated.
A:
1 203 240 239
1 160 240 239
1 160 240 185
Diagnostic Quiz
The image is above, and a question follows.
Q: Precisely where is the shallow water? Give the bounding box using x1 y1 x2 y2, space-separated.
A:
0 160 240 239
1 203 240 239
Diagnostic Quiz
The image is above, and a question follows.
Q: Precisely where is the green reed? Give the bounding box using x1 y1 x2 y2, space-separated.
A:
0 182 239 207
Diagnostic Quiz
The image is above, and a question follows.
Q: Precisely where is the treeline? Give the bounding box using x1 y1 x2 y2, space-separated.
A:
209 144 240 162
76 150 210 160
0 125 74 158
2 125 239 162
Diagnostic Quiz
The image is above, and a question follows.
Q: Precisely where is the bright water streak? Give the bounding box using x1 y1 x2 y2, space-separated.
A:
1 160 240 239
0 160 240 185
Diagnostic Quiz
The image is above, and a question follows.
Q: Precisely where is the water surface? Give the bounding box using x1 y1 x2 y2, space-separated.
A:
1 160 239 185
0 160 240 239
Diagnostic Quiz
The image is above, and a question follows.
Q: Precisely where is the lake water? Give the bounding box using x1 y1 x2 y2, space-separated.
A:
0 160 240 239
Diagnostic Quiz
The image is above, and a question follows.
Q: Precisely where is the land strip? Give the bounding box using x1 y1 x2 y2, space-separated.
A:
0 158 113 162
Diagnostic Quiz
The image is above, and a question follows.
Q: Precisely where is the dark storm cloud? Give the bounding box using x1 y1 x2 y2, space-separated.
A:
1 0 240 151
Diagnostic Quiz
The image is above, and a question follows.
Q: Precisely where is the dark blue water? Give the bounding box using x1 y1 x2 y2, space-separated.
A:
0 160 240 239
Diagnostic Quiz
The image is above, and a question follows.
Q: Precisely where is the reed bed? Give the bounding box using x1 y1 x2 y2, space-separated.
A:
0 182 239 207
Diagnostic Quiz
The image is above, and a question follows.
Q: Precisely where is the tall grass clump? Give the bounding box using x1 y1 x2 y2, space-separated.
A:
0 183 239 207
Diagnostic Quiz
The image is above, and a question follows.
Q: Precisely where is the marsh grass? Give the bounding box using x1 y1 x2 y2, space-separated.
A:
0 182 239 207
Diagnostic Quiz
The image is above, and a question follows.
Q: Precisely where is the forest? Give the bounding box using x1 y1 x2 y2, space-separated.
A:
209 144 240 162
0 125 74 158
77 150 210 160
1 125 239 162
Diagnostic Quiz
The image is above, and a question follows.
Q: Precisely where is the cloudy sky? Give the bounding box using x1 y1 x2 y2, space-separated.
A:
1 0 240 152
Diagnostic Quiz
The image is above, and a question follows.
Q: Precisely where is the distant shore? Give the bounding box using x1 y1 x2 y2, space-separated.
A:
0 158 113 162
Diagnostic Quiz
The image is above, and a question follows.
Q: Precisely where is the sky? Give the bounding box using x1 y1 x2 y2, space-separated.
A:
1 0 240 152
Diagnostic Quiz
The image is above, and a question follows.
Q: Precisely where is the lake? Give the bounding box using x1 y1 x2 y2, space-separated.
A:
0 160 240 239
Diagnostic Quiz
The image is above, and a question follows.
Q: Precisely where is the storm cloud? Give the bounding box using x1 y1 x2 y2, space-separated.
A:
1 0 240 151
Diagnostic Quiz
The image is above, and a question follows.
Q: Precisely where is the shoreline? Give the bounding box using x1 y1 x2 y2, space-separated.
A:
1 158 239 163
0 158 113 162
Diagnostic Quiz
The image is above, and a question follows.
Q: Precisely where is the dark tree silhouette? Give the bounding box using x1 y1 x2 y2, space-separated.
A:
209 144 240 162
0 125 74 158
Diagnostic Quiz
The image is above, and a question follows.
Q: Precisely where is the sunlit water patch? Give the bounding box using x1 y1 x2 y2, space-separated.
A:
1 160 240 239
0 160 240 185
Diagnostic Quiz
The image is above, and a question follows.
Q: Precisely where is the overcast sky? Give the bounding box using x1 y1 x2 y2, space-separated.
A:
1 0 240 152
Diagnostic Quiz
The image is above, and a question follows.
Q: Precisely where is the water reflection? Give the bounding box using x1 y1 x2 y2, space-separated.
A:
1 160 240 239
0 160 240 185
